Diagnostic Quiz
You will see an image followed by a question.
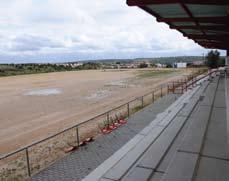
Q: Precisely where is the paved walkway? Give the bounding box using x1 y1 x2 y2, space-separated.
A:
32 93 179 181
83 74 229 181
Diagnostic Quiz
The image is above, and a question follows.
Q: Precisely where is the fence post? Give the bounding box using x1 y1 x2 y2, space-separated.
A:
185 79 187 92
160 85 163 97
76 126 80 147
127 103 130 117
25 148 31 177
141 96 144 108
173 82 175 93
152 91 154 103
107 112 110 124
192 77 195 87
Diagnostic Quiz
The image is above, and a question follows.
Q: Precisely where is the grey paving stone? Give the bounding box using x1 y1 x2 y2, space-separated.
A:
194 81 209 95
179 105 211 153
177 97 198 117
214 90 226 108
156 112 194 173
195 157 229 181
157 104 184 127
138 116 186 170
121 166 153 181
140 117 164 136
199 83 217 106
149 172 164 181
99 178 114 181
103 126 164 181
218 78 225 91
162 152 198 181
202 107 229 159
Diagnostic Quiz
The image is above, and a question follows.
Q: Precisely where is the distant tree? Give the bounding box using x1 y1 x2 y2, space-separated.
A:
218 57 225 67
166 63 173 68
206 50 220 69
139 63 148 68
150 63 156 67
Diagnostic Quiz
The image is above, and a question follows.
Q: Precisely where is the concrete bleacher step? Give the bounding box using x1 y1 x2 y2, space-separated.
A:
177 98 199 117
102 126 164 181
152 83 210 176
160 76 219 181
138 116 187 170
195 157 229 181
121 116 189 181
83 77 211 181
83 105 186 181
121 116 187 181
214 91 226 108
179 106 211 153
199 78 219 107
157 106 211 180
161 152 199 181
122 166 153 181
82 134 145 181
149 172 164 181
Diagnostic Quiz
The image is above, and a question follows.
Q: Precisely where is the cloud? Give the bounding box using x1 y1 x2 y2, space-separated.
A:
0 0 226 63
8 35 64 52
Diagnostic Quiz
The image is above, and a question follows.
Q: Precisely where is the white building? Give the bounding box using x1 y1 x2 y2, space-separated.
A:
174 62 187 68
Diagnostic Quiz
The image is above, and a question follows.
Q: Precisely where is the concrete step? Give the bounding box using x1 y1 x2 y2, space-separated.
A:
179 106 211 154
102 126 164 181
137 116 187 170
161 152 199 181
82 78 209 181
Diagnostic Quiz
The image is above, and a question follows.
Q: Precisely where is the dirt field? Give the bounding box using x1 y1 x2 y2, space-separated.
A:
0 68 193 154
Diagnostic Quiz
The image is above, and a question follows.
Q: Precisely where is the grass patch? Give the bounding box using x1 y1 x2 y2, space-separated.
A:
130 105 143 114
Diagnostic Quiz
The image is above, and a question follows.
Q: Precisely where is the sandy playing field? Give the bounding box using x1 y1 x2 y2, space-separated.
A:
0 68 192 154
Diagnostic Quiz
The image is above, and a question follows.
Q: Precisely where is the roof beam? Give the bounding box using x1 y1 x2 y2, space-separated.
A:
198 42 227 49
127 0 229 6
199 42 229 46
139 6 190 37
170 25 229 31
196 39 225 44
187 34 229 41
200 44 229 49
157 17 229 24
179 3 206 35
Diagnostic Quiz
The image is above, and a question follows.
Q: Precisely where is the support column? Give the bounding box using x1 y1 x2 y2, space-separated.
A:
225 49 229 143
226 50 229 74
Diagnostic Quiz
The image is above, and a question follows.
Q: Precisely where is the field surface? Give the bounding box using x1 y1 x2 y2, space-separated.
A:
0 68 191 154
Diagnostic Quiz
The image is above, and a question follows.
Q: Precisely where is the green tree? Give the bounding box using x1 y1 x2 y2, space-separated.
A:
206 50 220 68
218 57 225 67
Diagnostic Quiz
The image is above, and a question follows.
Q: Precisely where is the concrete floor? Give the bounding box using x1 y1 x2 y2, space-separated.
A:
83 74 229 181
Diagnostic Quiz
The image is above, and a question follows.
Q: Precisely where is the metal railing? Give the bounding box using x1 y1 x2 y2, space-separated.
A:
0 69 208 180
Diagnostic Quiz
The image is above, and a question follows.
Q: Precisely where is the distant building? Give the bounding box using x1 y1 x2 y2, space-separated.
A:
173 62 187 68
155 63 166 68
192 61 205 66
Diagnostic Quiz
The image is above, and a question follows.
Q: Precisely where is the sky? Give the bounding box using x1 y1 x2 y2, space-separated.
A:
0 0 226 63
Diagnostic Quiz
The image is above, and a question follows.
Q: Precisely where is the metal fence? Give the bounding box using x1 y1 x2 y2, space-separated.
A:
0 69 208 180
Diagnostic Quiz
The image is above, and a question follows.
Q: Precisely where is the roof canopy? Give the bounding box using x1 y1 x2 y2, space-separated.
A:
127 0 229 50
